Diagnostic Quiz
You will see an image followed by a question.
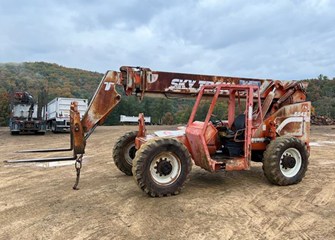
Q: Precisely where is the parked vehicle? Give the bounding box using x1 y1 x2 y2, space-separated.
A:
47 97 88 133
120 115 151 125
9 91 47 135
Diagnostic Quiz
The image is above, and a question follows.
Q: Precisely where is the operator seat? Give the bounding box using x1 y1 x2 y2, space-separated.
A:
219 114 245 157
231 114 245 133
220 114 245 140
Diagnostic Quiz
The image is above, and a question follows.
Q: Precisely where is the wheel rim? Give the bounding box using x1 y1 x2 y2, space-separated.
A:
149 152 181 185
124 142 136 165
280 148 302 177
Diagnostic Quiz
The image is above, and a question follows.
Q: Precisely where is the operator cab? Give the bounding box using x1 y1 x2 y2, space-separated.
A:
206 93 248 158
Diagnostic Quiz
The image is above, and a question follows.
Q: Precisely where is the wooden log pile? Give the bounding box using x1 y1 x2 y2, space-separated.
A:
311 115 335 125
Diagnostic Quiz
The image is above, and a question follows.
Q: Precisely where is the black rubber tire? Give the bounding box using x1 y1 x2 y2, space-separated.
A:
132 138 192 197
113 131 138 176
263 137 309 186
51 121 57 133
11 131 19 135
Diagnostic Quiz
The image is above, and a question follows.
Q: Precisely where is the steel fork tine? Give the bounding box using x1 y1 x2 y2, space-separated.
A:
4 156 77 163
16 147 73 153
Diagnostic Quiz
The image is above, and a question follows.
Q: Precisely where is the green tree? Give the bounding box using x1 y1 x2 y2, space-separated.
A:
161 112 174 125
0 92 10 126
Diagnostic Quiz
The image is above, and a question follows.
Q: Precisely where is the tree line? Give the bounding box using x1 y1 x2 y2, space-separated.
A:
305 74 335 118
0 62 334 126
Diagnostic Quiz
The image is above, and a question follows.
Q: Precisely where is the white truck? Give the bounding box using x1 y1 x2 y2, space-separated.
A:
47 97 88 133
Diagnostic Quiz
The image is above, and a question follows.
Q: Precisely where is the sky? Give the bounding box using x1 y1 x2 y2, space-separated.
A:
0 0 334 80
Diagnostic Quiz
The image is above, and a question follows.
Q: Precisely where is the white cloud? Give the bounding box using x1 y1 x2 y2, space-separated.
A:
0 0 334 79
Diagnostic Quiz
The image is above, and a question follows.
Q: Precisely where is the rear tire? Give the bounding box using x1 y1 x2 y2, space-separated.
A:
132 138 192 197
51 121 57 133
263 137 309 186
113 131 138 176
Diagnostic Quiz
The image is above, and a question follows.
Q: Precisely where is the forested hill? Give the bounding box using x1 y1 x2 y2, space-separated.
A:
0 62 101 125
0 62 334 126
0 62 103 100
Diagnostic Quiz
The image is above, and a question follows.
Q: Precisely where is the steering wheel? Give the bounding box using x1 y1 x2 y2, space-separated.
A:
210 114 224 127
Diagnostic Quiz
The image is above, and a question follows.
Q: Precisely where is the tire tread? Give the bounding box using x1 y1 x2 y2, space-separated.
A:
132 138 192 197
263 136 309 186
113 131 138 176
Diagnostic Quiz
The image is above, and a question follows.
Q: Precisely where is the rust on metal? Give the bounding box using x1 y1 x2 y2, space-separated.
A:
117 66 289 99
135 113 147 149
81 71 122 133
184 84 260 172
70 102 85 154
225 157 248 171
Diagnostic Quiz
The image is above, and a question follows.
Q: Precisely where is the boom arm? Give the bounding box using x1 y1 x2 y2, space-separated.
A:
77 66 269 143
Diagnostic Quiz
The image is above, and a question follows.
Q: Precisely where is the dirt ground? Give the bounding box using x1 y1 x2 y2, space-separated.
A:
0 125 334 240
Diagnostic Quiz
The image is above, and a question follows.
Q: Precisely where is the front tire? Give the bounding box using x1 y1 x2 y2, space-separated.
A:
132 138 192 197
263 137 309 186
113 131 138 176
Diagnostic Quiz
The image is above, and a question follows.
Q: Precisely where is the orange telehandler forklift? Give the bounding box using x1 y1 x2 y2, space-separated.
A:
8 66 311 197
